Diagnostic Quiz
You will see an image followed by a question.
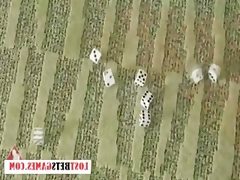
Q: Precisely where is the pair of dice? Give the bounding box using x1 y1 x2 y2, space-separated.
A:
89 48 116 88
191 64 221 84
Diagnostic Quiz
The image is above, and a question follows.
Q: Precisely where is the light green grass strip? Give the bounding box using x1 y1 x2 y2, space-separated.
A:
4 0 21 48
155 72 182 176
212 0 226 67
64 0 85 59
57 60 91 159
122 0 140 68
152 0 170 71
120 166 128 180
209 82 240 180
35 0 49 51
100 0 117 54
184 0 196 71
1 48 27 149
97 62 118 168
131 86 148 172
176 83 204 179
29 51 58 152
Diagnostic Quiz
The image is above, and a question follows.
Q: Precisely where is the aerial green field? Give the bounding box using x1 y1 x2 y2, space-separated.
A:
0 0 240 179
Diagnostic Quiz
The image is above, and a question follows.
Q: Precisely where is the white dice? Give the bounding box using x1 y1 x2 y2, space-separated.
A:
140 90 154 110
191 68 203 84
89 48 101 64
208 64 221 83
139 109 151 127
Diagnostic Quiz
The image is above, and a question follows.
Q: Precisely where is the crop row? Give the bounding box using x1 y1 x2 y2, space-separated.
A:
16 48 44 148
42 0 71 55
161 81 196 178
136 0 161 68
80 0 108 58
90 166 120 180
43 57 79 153
224 0 240 82
0 48 20 145
106 0 133 65
14 0 37 48
116 67 137 167
194 0 215 64
0 0 11 46
140 72 165 173
162 0 186 73
193 83 228 179
231 92 240 180
73 64 105 172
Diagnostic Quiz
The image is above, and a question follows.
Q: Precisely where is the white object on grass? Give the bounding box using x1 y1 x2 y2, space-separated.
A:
140 90 153 110
191 68 203 84
32 128 44 145
89 48 101 64
103 68 115 87
208 64 221 83
139 109 151 127
134 69 147 87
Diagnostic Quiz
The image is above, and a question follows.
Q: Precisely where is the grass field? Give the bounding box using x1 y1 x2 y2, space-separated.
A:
0 0 240 179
